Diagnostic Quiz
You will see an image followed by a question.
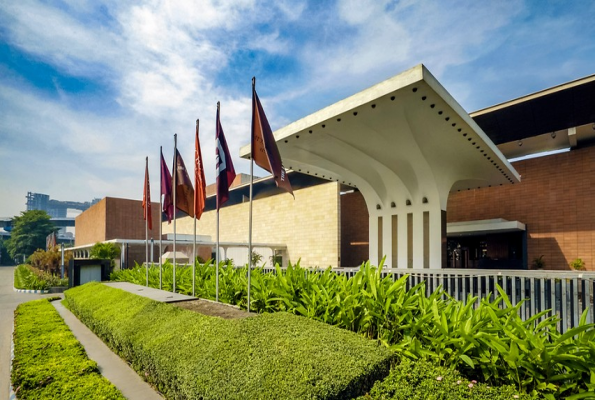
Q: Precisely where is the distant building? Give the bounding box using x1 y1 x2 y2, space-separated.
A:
26 192 100 218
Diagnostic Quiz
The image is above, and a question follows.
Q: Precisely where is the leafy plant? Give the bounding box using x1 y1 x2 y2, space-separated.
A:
14 264 68 290
569 258 586 271
111 260 595 399
532 255 545 269
90 242 121 270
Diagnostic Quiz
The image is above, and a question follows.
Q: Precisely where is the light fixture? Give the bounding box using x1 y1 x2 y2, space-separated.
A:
518 140 523 147
551 131 556 139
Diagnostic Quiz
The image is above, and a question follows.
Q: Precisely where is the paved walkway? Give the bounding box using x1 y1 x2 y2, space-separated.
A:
104 282 196 302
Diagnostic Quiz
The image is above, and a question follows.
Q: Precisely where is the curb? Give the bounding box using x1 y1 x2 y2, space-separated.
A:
12 287 49 294
10 325 17 400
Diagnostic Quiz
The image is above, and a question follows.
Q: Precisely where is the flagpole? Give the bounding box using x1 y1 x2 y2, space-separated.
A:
216 102 220 303
247 77 256 312
145 157 149 287
159 146 163 290
193 203 197 298
173 134 177 293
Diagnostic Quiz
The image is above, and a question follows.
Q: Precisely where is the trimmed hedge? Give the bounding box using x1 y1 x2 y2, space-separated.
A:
64 282 395 400
11 298 124 400
359 358 532 400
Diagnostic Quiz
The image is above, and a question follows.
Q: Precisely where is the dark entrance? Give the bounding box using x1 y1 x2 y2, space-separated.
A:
447 231 527 270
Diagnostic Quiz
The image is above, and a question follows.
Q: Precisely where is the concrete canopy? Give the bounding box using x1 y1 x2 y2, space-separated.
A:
240 64 520 269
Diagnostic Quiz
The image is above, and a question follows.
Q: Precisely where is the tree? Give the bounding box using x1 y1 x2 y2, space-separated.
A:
6 210 56 261
90 242 121 269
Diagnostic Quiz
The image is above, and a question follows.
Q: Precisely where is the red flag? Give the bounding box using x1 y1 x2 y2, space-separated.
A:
251 78 293 196
216 102 236 210
142 158 152 230
173 149 194 216
161 149 174 223
194 120 207 219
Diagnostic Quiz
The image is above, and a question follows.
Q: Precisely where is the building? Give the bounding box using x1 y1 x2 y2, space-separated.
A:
75 65 594 271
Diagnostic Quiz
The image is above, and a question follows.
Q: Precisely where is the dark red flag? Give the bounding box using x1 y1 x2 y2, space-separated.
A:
251 79 293 196
216 102 236 210
142 158 152 230
194 119 206 219
173 149 194 216
160 149 174 223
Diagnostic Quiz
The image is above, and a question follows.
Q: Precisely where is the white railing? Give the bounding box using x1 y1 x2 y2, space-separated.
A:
261 266 595 332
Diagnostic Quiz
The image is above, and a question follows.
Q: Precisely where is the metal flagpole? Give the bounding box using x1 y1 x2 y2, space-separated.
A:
216 208 220 302
193 212 196 297
248 153 253 311
248 77 255 312
173 134 177 293
159 147 163 290
145 156 149 287
216 102 220 303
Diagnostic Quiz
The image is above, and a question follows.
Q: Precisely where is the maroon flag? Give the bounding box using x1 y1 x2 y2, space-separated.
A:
173 149 194 216
194 120 207 219
142 159 152 230
160 149 174 223
251 78 293 196
216 102 236 210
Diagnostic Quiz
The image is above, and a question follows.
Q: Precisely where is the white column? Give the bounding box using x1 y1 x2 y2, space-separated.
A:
368 214 379 267
397 211 408 269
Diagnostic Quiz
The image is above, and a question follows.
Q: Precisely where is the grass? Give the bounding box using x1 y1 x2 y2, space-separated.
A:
11 298 125 400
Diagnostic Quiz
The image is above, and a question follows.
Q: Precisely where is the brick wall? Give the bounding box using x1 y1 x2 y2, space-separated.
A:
447 145 595 270
163 182 341 268
105 198 161 241
340 191 369 267
74 198 107 246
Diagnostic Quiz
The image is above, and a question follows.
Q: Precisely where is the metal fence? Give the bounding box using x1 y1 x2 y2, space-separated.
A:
261 266 595 332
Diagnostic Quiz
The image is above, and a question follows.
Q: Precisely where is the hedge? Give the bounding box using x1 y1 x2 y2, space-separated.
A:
64 282 395 400
11 298 124 400
359 358 533 400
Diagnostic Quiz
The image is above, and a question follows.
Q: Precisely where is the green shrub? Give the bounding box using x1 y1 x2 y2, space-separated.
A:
112 261 595 399
569 258 586 271
359 358 532 400
14 264 68 290
11 298 124 399
64 282 395 400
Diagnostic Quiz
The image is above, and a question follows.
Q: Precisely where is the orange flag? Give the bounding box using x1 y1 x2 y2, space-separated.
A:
142 157 152 230
194 119 206 219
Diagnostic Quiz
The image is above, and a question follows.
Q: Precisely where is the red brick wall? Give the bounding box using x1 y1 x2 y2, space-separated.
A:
105 198 161 241
75 198 107 246
340 191 370 267
447 146 595 271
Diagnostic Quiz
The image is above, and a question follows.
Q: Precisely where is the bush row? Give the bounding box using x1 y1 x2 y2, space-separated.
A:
112 261 595 399
13 264 67 290
64 282 395 400
359 358 532 400
11 298 124 399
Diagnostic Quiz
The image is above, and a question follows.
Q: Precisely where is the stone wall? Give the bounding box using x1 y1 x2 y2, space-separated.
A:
163 182 341 268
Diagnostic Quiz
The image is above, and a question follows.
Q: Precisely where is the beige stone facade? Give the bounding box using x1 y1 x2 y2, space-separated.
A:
162 182 341 268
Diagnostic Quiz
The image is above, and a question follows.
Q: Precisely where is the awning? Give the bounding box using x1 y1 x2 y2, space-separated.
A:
447 219 526 237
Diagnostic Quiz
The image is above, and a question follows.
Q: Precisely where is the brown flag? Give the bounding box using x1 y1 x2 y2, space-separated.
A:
173 149 194 216
251 78 293 196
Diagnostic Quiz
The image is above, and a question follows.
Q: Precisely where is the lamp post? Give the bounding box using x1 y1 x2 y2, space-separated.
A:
60 243 65 279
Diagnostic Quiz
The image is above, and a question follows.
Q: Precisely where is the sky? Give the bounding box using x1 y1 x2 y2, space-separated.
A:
1 0 594 218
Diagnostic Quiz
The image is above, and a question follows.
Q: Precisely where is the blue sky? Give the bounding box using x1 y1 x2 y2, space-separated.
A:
1 0 594 217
